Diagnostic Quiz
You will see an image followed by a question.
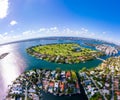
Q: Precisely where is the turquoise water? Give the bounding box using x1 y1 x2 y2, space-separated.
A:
17 38 103 71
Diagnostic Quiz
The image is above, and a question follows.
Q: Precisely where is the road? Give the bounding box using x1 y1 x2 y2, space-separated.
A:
25 83 28 100
111 74 114 100
85 74 107 100
90 77 107 100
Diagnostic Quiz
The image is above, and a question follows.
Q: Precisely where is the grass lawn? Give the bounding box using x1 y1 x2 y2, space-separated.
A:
26 43 104 64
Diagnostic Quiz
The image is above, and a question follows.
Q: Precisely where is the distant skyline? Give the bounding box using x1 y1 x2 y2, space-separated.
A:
0 0 120 44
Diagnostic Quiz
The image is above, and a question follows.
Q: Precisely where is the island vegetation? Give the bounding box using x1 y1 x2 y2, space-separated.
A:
26 43 104 64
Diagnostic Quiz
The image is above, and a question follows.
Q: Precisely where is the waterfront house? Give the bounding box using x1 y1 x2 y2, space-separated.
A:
28 88 36 93
105 82 110 88
45 71 51 78
51 70 56 77
48 87 53 93
76 82 79 88
66 71 71 78
42 80 49 90
103 89 109 95
54 82 59 92
37 83 42 89
48 81 54 93
114 78 119 90
84 80 91 86
49 81 54 87
60 82 64 92
61 71 65 76
54 82 59 88
6 97 22 100
76 82 80 93
115 91 120 100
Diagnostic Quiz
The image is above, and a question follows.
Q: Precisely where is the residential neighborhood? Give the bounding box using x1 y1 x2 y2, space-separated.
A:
6 69 80 100
79 56 120 100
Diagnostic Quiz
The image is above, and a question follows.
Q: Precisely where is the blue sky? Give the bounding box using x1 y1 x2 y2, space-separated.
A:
0 0 120 44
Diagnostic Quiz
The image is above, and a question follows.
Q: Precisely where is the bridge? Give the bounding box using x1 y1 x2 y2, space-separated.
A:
96 57 106 62
93 54 106 62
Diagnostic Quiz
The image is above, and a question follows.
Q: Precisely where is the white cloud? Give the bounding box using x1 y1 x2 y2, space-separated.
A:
88 33 95 37
38 28 46 32
81 28 88 32
50 27 59 33
63 28 71 34
22 30 31 35
0 27 93 44
0 0 9 19
4 32 8 35
10 20 17 26
102 32 106 34
81 28 88 34
0 27 118 45
0 34 3 39
10 30 14 33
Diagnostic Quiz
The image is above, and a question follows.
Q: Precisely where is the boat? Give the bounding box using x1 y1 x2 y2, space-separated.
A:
0 53 9 59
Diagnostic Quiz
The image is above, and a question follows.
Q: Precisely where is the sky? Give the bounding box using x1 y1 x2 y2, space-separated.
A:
0 0 120 44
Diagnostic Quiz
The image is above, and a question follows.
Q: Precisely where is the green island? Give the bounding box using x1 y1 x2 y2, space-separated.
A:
26 43 104 64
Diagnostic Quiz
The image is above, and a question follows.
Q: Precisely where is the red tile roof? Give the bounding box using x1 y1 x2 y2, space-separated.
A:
60 82 64 91
49 82 54 87
66 71 71 78
115 91 120 95
76 82 79 88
